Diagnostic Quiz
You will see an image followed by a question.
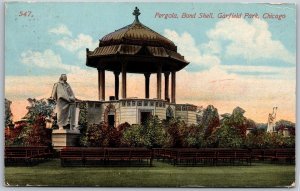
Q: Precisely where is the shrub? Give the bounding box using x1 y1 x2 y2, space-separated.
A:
121 124 143 147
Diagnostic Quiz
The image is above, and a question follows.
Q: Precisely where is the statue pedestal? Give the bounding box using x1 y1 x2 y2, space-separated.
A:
52 129 80 150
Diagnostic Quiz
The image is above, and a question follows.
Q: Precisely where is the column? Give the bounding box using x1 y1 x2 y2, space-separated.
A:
157 65 162 99
98 69 101 100
121 63 127 99
97 68 105 100
144 73 150 98
101 70 105 100
164 72 170 101
114 71 120 100
171 71 176 103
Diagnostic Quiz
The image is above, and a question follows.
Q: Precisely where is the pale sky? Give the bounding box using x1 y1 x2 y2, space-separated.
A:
5 3 296 123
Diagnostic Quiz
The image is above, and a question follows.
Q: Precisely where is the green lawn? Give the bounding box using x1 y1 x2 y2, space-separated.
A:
5 159 295 187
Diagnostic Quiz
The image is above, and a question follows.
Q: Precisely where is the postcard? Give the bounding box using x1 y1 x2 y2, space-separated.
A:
4 2 296 187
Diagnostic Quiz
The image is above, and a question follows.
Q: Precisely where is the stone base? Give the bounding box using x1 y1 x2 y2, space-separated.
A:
52 129 80 150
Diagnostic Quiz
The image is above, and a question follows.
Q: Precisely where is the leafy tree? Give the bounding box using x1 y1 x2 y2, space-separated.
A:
275 120 295 136
80 122 108 147
5 98 13 127
283 136 295 148
201 105 220 138
221 107 247 137
121 124 143 147
246 118 256 130
117 122 131 131
245 130 268 148
245 130 295 149
6 98 53 146
78 102 88 133
107 123 130 147
184 124 205 148
25 98 55 123
80 122 129 147
165 118 187 148
22 115 52 146
214 125 243 148
5 120 27 146
141 116 166 148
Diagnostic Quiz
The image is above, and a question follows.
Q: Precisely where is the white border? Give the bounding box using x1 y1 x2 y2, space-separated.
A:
0 1 298 191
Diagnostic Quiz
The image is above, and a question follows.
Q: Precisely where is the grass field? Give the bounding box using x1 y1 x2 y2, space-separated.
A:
5 159 295 187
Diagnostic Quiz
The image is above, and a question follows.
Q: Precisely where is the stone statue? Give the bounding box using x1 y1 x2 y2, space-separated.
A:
267 107 277 132
50 74 76 130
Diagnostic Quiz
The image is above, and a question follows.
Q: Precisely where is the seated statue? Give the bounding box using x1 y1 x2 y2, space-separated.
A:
50 74 77 130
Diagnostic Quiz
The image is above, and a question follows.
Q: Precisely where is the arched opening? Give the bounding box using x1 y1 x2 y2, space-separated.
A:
104 104 116 127
166 106 174 121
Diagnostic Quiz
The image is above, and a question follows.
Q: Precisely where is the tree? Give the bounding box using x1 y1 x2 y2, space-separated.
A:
25 98 55 123
201 105 220 138
221 107 247 137
80 122 129 147
5 120 27 146
245 130 268 148
184 124 205 148
80 122 109 147
78 102 88 133
6 98 54 146
5 98 13 127
275 120 295 136
22 115 52 146
246 118 256 130
165 118 187 148
121 124 143 147
141 116 166 148
215 125 243 148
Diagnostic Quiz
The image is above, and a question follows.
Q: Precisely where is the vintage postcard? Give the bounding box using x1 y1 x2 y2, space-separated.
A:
4 2 296 187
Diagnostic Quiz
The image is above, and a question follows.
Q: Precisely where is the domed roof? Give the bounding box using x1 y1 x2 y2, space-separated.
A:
86 7 189 73
100 12 177 51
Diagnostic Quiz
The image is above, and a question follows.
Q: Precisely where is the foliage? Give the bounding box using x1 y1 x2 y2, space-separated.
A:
283 136 295 148
213 125 243 148
246 119 256 130
275 120 295 136
221 107 248 137
80 122 129 147
184 124 205 148
164 118 187 148
245 130 295 149
244 130 269 148
22 115 52 146
117 122 131 131
121 124 144 147
201 105 220 138
5 98 54 146
141 116 166 148
5 116 51 146
80 122 109 147
5 121 27 146
121 116 167 148
25 98 55 124
5 98 13 127
78 102 88 133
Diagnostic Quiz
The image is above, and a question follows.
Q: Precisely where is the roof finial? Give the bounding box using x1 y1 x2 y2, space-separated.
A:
132 7 140 22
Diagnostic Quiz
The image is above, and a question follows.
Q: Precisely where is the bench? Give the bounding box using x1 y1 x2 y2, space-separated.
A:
60 148 83 166
272 149 295 164
5 146 53 166
234 150 251 165
60 147 153 166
